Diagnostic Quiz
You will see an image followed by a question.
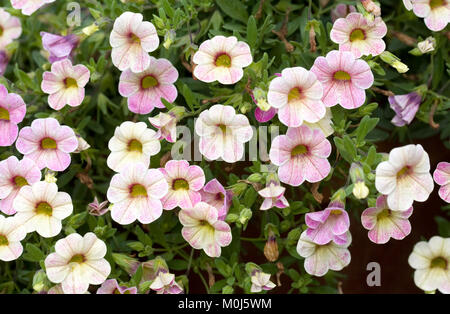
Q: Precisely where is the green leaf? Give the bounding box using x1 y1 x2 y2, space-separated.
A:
215 258 233 277
246 16 257 49
215 0 248 24
334 136 357 163
353 116 379 145
22 244 45 262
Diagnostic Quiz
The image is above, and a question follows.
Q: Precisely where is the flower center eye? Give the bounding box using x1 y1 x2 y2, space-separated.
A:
215 193 225 201
287 87 302 102
199 220 215 232
0 234 8 246
0 26 3 37
173 178 189 190
128 139 143 152
14 176 29 188
215 54 232 67
41 138 57 149
430 256 447 269
430 0 443 9
69 254 85 264
129 33 141 44
0 107 10 121
377 208 391 220
130 184 148 197
291 144 308 157
218 124 228 134
64 77 78 89
396 166 410 179
330 210 342 215
141 75 158 89
333 71 351 81
36 202 53 216
350 29 365 42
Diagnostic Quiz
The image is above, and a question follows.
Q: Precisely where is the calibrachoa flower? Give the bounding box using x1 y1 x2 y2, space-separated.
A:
119 57 178 115
375 144 434 211
195 104 253 163
179 202 232 258
388 92 421 127
107 121 160 172
16 118 78 171
296 230 352 277
40 32 79 63
87 197 109 216
330 12 387 58
110 12 159 73
0 8 22 49
193 35 252 85
150 270 183 294
258 182 289 210
0 216 26 261
408 0 450 32
361 195 413 244
311 50 374 109
41 59 90 110
254 107 277 123
97 279 137 294
250 270 276 293
45 232 111 294
0 156 41 215
269 125 331 186
434 162 450 203
331 3 356 22
0 84 26 147
11 0 55 15
107 162 168 225
200 179 232 220
267 67 325 127
159 160 205 210
149 112 177 143
0 50 8 75
408 236 450 294
13 181 73 238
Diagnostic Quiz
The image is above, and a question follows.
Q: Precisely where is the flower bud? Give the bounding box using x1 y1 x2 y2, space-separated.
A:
44 171 57 183
353 181 369 199
329 188 346 209
380 51 409 73
82 23 99 36
416 37 436 54
231 182 248 196
361 0 381 17
112 253 140 276
248 173 263 183
74 134 90 153
264 231 279 262
33 270 51 293
163 30 176 49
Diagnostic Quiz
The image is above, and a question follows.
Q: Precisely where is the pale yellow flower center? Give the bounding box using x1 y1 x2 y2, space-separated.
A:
64 77 78 89
330 210 342 215
377 208 391 220
14 176 29 188
0 26 3 37
396 166 410 179
430 0 443 9
36 202 53 216
141 75 158 89
129 33 141 44
215 54 232 67
173 178 189 190
218 124 228 134
350 29 365 42
128 139 143 152
0 234 8 246
199 220 215 234
333 71 351 81
41 138 57 149
291 144 308 157
0 107 9 121
287 87 302 102
130 184 148 197
430 256 447 269
69 254 85 264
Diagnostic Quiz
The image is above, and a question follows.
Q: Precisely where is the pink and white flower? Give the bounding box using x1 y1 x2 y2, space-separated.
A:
195 104 253 163
311 50 374 109
159 160 205 210
303 108 334 137
193 35 252 85
149 112 177 143
0 215 26 261
375 144 434 211
250 269 276 293
330 13 387 58
40 32 79 63
107 121 160 172
13 181 73 238
404 0 413 10
150 270 183 294
179 202 232 258
434 162 450 203
45 232 111 294
16 118 78 172
389 92 421 127
110 12 159 73
362 195 413 244
409 0 450 32
0 84 27 147
119 57 178 115
269 125 332 186
97 279 137 294
267 67 325 127
258 182 289 210
0 8 22 49
41 59 90 110
331 3 356 22
296 230 352 277
0 156 41 215
11 0 55 15
107 162 168 225
200 179 232 220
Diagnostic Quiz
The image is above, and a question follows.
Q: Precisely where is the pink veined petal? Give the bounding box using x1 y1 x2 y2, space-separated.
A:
348 60 374 89
41 72 64 94
340 82 366 109
118 70 140 97
0 121 18 147
301 155 331 183
269 135 292 166
424 7 450 31
127 90 156 115
330 18 351 44
45 150 72 172
278 159 305 186
193 63 217 83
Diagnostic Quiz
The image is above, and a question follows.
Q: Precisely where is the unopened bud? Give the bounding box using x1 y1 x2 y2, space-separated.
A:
380 51 409 73
163 30 176 49
361 0 381 17
264 231 279 262
353 181 369 199
44 171 57 183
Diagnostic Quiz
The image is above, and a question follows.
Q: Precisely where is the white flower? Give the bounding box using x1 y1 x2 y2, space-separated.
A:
250 270 276 293
375 144 434 211
150 270 183 294
408 236 450 294
13 181 73 238
107 121 160 172
0 215 26 261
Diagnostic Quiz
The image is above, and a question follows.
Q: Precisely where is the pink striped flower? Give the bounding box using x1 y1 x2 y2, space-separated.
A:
0 156 41 215
193 35 252 85
331 3 356 22
269 125 332 187
41 59 90 110
362 195 413 244
254 107 277 123
330 13 387 58
110 12 159 73
149 112 177 143
267 67 325 127
409 0 450 31
40 32 79 63
16 118 78 171
0 8 22 49
0 84 27 147
311 50 374 109
200 179 232 220
150 270 183 294
179 202 232 257
97 279 137 294
0 215 26 261
119 57 178 114
434 162 450 203
11 0 55 15
258 182 289 210
159 160 205 210
107 162 168 225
